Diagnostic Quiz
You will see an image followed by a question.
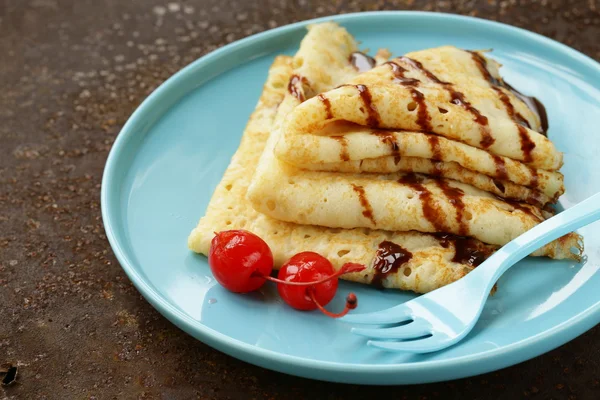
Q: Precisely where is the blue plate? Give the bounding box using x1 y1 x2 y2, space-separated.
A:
101 12 600 385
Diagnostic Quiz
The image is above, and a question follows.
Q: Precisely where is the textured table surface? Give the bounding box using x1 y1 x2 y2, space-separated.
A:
1 0 600 398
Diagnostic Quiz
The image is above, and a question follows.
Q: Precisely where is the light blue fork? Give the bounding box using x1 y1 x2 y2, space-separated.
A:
343 192 600 353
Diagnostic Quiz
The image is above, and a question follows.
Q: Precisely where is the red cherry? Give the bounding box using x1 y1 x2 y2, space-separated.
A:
209 231 364 318
208 230 273 293
277 252 337 311
274 254 364 317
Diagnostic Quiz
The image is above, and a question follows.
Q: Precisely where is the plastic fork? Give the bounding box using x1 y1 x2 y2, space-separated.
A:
343 192 600 353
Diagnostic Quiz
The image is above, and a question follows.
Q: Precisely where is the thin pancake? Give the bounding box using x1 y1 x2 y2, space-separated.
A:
277 125 563 200
247 27 580 260
249 154 580 258
276 46 561 170
189 55 501 293
301 154 551 206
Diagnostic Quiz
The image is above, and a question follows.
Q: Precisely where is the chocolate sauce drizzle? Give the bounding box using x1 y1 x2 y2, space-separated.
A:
504 82 549 135
431 161 444 176
349 52 377 73
398 56 448 84
411 89 433 132
371 241 413 287
398 173 451 233
427 134 442 160
492 86 536 163
318 94 333 119
336 84 381 127
385 61 432 132
396 56 494 148
372 130 400 161
436 180 468 236
492 155 509 181
355 84 380 127
517 126 536 163
287 75 309 102
449 90 494 148
468 50 502 86
385 61 421 85
528 166 539 188
470 51 539 164
397 173 493 266
468 50 548 136
492 86 530 128
351 184 376 225
434 233 492 267
331 135 350 161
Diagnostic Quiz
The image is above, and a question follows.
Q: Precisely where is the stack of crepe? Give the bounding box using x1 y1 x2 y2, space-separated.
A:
189 22 582 293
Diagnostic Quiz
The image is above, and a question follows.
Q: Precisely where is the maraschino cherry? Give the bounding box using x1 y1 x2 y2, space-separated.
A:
276 252 362 317
208 230 273 293
209 230 363 318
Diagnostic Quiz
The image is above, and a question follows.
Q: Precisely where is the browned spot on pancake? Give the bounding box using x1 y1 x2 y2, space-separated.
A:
330 135 350 161
527 192 543 207
500 192 545 208
371 241 413 287
318 94 333 119
351 184 376 225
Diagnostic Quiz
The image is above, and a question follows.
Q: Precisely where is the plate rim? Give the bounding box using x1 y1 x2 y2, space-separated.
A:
101 10 600 384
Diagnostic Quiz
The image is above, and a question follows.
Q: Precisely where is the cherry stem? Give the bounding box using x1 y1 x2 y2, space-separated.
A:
309 289 358 318
255 263 365 287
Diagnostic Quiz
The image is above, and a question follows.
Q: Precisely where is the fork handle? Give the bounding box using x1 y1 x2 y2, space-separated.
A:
477 192 600 290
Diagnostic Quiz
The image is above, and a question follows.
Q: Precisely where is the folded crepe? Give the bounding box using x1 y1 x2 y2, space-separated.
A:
246 25 581 260
273 46 564 204
276 46 560 168
189 24 522 293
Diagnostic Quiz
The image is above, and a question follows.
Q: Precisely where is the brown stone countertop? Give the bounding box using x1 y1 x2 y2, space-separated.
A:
1 0 599 398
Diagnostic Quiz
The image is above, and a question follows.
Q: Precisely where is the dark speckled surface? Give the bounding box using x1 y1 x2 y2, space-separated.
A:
1 0 600 398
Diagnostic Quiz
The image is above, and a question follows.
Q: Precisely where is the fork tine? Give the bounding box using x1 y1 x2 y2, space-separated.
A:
352 319 431 340
341 304 412 325
367 334 451 353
